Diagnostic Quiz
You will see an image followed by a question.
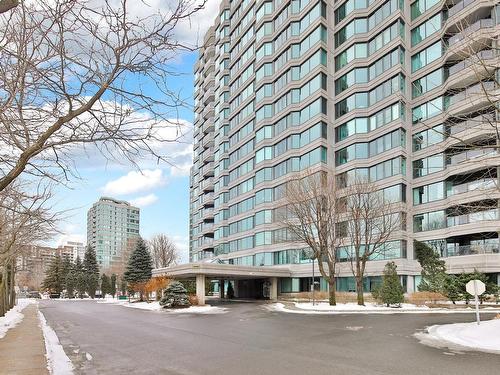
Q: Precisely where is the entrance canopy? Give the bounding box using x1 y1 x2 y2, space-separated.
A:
152 262 291 280
152 263 291 305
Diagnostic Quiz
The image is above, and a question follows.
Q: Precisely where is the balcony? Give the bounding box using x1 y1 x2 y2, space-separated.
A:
203 192 214 206
448 81 499 116
202 121 215 134
446 18 498 60
201 162 215 177
202 148 214 163
448 178 497 196
200 237 214 250
446 147 497 167
445 243 500 257
203 87 215 105
447 49 498 89
446 208 499 227
448 113 495 136
201 177 214 192
202 134 214 149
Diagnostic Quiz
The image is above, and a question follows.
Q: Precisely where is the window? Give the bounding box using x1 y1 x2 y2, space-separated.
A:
411 41 442 72
412 68 446 98
412 96 448 124
412 124 444 151
413 210 446 232
413 181 445 205
413 153 444 177
411 13 442 46
411 0 440 20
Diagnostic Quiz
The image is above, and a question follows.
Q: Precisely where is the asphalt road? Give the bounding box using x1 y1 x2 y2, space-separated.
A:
39 300 500 375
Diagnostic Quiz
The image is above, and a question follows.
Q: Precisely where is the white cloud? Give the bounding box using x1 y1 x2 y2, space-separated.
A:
102 169 166 196
130 193 159 208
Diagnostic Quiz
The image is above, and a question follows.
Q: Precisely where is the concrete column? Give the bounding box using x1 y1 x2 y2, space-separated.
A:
270 277 278 301
196 275 205 306
233 280 239 298
219 279 224 298
407 275 415 293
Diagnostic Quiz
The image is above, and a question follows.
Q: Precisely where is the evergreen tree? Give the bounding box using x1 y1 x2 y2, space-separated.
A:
74 256 87 298
83 245 99 298
227 282 235 299
41 255 64 294
160 281 190 308
443 274 463 304
415 241 447 293
100 274 110 298
60 257 72 292
110 274 117 298
65 260 77 299
124 238 153 301
120 275 127 296
380 262 404 307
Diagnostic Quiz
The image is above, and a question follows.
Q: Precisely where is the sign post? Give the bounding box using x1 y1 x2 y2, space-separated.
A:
465 280 486 325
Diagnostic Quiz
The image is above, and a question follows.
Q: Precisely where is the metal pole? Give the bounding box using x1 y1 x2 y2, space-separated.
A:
474 282 480 325
312 257 315 306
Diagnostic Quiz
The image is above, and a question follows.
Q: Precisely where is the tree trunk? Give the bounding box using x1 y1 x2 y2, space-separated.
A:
328 279 336 306
356 275 364 306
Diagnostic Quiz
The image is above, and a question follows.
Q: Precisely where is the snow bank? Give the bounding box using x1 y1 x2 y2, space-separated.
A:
38 311 74 375
267 302 500 315
96 299 162 310
0 298 35 338
420 319 500 354
164 305 228 314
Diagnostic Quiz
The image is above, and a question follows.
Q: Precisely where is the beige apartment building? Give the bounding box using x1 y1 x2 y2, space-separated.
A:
188 0 500 296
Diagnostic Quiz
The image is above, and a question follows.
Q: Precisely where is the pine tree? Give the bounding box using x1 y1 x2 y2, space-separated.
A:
65 260 77 299
60 257 72 292
100 274 110 298
83 245 99 298
160 281 190 308
124 238 152 301
42 255 64 294
74 256 87 298
110 274 117 298
380 262 404 307
415 241 447 293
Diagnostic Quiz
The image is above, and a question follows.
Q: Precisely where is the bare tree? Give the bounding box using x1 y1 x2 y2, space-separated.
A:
341 178 401 306
0 0 205 192
149 234 178 269
281 170 341 305
0 181 57 316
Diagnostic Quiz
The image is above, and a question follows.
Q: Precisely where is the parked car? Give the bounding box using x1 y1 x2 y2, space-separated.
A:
49 292 60 299
28 291 41 299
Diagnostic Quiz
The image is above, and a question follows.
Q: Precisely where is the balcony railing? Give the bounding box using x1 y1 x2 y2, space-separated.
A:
449 0 477 18
446 147 497 166
446 208 499 227
449 19 493 45
449 49 495 77
445 243 500 257
448 178 497 196
449 81 495 106
448 113 496 135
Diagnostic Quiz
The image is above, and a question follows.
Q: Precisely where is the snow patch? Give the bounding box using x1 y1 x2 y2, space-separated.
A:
266 302 500 315
85 352 93 361
346 326 364 331
416 318 500 354
38 311 74 374
164 305 228 314
0 298 35 338
96 300 162 311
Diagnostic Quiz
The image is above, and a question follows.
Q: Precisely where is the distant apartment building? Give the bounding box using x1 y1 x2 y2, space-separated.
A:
16 244 73 290
58 241 86 262
87 197 140 269
189 0 500 295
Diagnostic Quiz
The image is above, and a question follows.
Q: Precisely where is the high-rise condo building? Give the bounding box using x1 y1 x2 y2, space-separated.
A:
87 197 140 269
189 0 500 294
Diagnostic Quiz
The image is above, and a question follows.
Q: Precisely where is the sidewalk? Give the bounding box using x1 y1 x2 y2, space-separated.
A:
0 304 48 375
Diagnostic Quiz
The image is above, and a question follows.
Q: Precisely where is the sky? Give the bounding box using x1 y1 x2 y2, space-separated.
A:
50 0 220 263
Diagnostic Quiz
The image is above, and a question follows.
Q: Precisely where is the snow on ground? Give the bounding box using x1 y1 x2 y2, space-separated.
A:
0 298 35 338
165 305 228 314
416 318 500 354
267 302 500 315
96 299 227 314
38 311 74 375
